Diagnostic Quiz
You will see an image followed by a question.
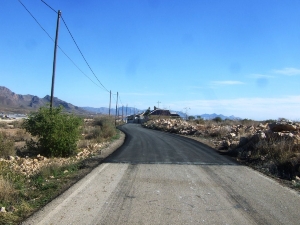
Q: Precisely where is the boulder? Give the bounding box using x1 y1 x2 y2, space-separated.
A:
269 122 297 132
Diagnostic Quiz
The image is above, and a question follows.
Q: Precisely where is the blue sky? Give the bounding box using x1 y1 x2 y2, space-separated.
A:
1 0 300 120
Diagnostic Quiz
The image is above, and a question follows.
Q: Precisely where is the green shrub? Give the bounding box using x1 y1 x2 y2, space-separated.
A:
0 132 15 158
92 116 116 141
22 106 83 157
212 116 222 123
0 122 7 128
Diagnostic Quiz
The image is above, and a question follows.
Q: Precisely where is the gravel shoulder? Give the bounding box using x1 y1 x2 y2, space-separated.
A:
21 130 125 224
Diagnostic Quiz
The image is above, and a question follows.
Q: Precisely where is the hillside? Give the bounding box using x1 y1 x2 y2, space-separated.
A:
0 86 87 114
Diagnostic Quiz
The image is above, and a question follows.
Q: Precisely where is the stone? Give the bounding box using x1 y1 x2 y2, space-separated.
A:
7 206 16 212
223 140 231 148
257 132 266 139
229 133 236 138
258 123 268 129
269 122 297 132
0 207 6 213
230 141 239 149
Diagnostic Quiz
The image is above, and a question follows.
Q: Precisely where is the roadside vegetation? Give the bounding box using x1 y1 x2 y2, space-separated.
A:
143 116 300 190
0 107 121 224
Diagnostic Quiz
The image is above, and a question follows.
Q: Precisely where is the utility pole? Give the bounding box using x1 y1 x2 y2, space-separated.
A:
184 107 190 120
109 90 111 116
122 105 124 122
126 104 128 117
115 92 118 126
157 101 161 108
50 10 61 109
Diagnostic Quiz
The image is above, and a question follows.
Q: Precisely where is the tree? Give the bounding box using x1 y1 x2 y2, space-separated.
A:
188 116 195 120
22 106 82 157
144 107 151 116
213 116 222 123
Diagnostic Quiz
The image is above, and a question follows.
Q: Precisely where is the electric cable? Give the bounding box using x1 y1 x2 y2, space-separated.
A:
61 16 110 92
20 0 128 109
41 0 57 13
18 0 102 89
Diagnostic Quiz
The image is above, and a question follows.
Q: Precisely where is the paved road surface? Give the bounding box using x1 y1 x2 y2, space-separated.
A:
23 124 300 225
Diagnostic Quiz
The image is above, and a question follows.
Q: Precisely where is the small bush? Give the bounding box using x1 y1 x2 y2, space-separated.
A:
0 132 15 158
11 120 23 128
0 122 7 128
194 118 205 125
92 116 116 141
22 106 83 157
14 129 30 142
213 117 222 123
209 126 230 138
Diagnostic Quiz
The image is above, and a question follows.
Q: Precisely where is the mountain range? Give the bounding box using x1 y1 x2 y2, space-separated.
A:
0 86 87 114
195 113 242 120
0 86 242 120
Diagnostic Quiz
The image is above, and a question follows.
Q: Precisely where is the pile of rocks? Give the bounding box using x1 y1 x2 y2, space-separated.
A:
143 119 300 151
0 142 108 177
143 119 199 135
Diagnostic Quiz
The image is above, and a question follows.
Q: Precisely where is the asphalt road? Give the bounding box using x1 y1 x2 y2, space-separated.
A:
23 124 300 225
104 124 235 165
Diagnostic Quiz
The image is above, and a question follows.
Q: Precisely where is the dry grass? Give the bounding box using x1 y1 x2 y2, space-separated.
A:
39 163 61 178
0 176 16 203
82 116 117 144
253 136 296 165
0 122 8 129
0 132 15 158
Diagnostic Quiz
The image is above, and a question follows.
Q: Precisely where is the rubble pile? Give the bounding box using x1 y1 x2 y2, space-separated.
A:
0 142 108 177
143 119 199 135
143 118 300 178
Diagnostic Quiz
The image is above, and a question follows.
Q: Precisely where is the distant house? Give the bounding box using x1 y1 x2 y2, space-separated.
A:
126 108 182 123
149 109 170 116
126 113 145 123
170 113 180 118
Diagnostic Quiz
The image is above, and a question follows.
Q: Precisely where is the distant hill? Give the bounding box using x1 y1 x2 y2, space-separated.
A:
0 87 242 119
195 113 242 120
82 107 243 120
0 86 88 114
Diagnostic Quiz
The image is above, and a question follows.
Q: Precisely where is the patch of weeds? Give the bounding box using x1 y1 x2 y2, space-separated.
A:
11 120 24 129
14 129 30 142
82 116 117 143
110 129 120 141
0 175 17 203
0 132 15 158
0 122 8 128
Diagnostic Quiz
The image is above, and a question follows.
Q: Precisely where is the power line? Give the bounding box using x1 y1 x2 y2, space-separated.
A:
118 95 124 106
61 16 110 92
18 0 102 89
41 0 110 92
41 0 57 13
18 0 53 41
20 0 128 108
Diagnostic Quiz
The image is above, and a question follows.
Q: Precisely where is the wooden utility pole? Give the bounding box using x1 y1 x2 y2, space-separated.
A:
50 10 61 109
109 90 111 116
115 92 118 126
157 101 161 108
122 105 124 122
